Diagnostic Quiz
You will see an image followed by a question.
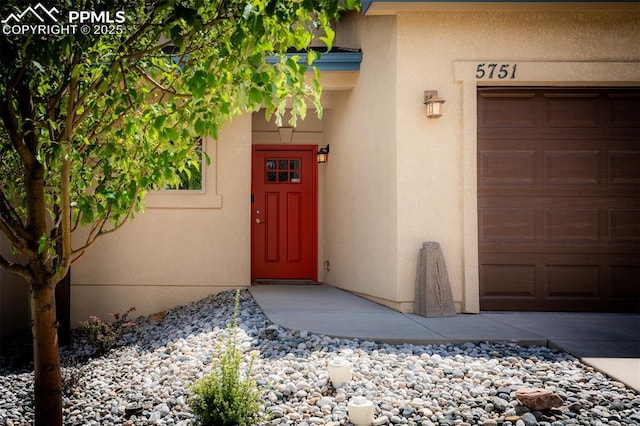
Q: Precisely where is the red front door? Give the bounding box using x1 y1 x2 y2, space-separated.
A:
251 146 317 280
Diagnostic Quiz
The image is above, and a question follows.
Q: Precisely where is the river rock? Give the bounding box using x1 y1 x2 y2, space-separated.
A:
515 388 563 411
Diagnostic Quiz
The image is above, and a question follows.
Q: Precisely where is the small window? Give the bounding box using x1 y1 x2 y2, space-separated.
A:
146 137 222 209
265 158 301 184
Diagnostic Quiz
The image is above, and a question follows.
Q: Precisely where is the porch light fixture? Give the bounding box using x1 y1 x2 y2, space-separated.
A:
316 144 330 163
327 356 352 387
348 396 374 426
424 90 445 119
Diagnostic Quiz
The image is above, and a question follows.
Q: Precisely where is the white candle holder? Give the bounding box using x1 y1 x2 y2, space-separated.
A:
348 396 374 425
327 356 352 388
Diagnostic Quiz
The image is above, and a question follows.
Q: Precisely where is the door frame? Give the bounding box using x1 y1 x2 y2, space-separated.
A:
251 144 319 282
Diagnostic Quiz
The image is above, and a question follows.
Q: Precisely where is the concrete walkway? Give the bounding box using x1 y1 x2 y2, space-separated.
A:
249 284 640 392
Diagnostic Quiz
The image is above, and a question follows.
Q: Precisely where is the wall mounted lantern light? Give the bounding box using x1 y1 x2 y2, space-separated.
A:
424 90 445 119
316 144 330 163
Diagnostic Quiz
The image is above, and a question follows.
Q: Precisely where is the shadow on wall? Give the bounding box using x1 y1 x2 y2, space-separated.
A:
1 235 30 338
0 274 29 338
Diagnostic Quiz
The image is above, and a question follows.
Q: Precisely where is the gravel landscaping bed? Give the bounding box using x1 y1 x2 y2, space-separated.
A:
1 289 639 425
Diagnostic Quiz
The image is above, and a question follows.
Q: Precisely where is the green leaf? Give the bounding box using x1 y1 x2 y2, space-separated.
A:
170 24 184 48
345 0 359 9
193 119 203 135
33 61 44 73
189 70 207 98
125 121 135 136
154 116 166 131
164 127 179 141
128 182 137 200
38 234 48 255
78 199 94 225
249 87 262 104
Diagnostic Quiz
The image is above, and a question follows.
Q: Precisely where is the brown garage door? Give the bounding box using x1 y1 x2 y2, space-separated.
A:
478 87 640 312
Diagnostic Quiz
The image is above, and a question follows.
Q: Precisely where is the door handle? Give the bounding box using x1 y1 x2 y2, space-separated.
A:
255 218 263 224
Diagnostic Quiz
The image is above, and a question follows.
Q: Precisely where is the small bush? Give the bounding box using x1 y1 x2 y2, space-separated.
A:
189 291 261 426
79 307 136 356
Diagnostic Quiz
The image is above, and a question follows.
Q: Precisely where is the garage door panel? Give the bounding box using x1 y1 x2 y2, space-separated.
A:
611 265 640 298
480 187 638 198
608 94 640 128
545 265 601 299
544 150 600 185
609 151 640 184
480 198 639 249
543 93 600 128
479 150 536 185
480 253 640 311
610 210 640 241
479 93 536 128
544 208 599 241
478 87 640 312
480 207 535 241
480 262 537 299
479 143 639 193
481 244 640 257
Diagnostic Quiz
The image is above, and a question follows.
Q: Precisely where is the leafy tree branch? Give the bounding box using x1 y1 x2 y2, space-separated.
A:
0 0 359 424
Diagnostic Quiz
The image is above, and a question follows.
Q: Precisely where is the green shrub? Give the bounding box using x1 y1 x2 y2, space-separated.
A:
189 291 261 426
79 307 136 356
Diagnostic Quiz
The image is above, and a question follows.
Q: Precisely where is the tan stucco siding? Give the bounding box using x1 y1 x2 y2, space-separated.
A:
70 115 252 324
322 15 402 305
393 11 640 312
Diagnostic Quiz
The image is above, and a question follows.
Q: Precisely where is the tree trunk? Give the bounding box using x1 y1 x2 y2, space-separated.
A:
30 281 62 426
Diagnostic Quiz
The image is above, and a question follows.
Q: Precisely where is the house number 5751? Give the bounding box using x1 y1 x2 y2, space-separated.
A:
476 63 518 79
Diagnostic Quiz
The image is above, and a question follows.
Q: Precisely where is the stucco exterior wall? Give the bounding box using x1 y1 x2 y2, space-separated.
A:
70 115 252 325
392 11 640 312
323 9 639 313
322 15 403 306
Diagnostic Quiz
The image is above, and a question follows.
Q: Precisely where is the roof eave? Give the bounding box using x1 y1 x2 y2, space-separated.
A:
362 0 640 14
266 51 363 72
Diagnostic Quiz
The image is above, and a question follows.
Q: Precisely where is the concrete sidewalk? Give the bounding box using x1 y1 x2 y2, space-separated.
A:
250 284 640 391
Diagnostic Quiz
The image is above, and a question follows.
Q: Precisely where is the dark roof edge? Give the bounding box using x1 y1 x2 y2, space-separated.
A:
362 0 640 13
266 50 363 72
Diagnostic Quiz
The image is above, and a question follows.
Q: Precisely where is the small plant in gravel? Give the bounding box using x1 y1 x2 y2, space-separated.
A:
79 307 136 356
189 290 261 426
